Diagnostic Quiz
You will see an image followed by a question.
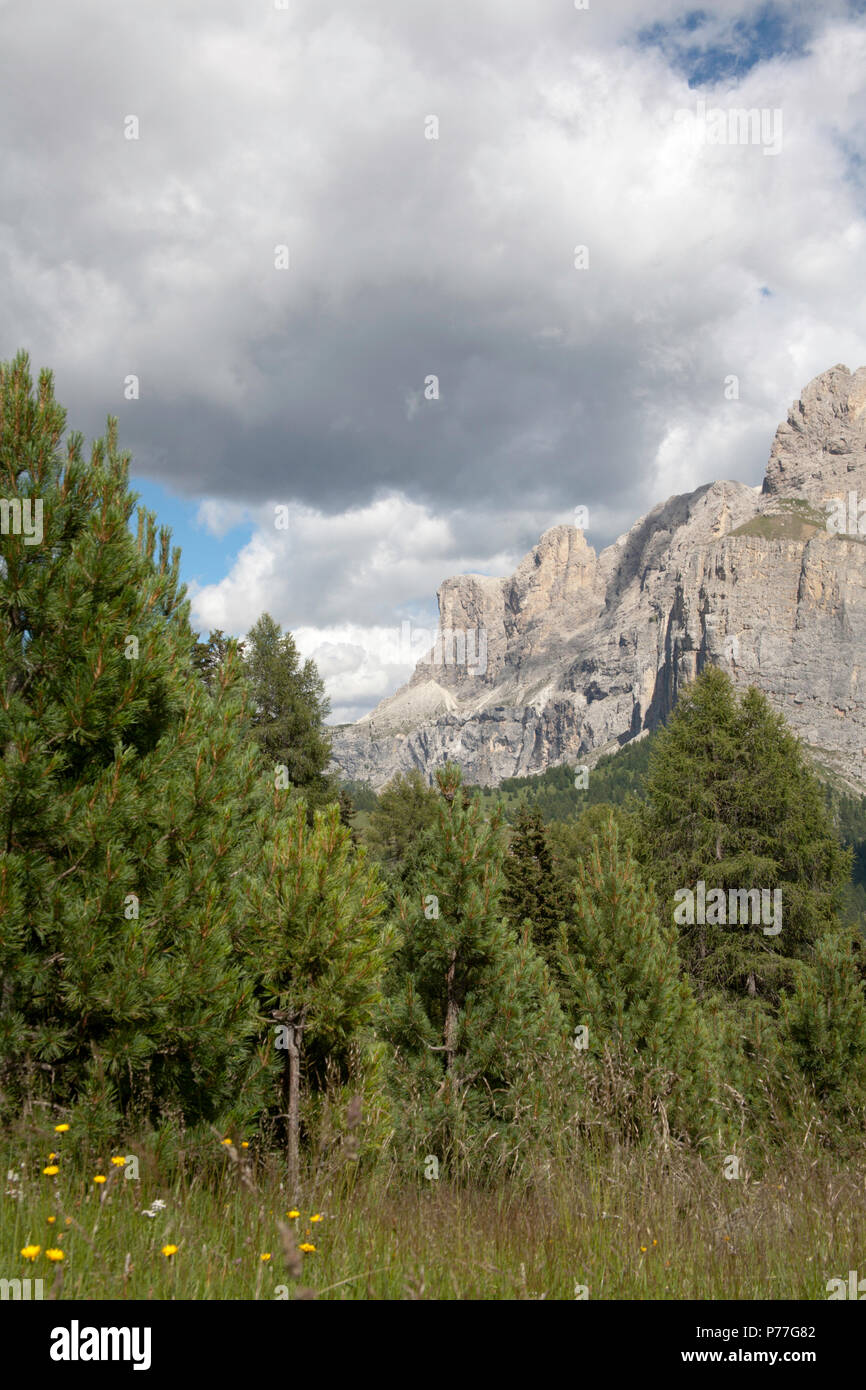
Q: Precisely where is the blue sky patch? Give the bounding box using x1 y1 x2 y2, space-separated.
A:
128 476 252 608
636 4 809 86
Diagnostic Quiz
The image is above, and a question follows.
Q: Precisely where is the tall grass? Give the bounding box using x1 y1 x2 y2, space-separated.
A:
3 1122 863 1300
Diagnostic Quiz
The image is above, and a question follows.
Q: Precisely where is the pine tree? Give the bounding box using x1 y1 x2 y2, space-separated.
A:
246 799 391 1190
501 803 565 962
362 768 440 876
637 667 851 1004
778 927 866 1122
548 802 636 903
557 813 719 1142
244 612 334 809
381 765 566 1176
0 353 263 1137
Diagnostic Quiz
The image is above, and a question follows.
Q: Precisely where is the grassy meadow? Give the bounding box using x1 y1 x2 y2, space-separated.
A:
4 1125 864 1301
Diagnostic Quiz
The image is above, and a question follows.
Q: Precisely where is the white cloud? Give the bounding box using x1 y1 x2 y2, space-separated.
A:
3 0 866 721
188 494 530 718
195 499 254 538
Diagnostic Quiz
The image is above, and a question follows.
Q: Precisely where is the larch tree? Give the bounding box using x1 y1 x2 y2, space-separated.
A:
637 667 851 1005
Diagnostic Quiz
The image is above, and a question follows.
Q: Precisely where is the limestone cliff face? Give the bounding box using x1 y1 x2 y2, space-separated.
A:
762 364 866 501
331 365 866 792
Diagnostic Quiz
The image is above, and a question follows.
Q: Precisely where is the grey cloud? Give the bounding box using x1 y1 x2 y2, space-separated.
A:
2 0 866 703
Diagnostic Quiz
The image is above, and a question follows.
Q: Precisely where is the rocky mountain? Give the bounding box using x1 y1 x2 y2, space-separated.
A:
331 364 866 793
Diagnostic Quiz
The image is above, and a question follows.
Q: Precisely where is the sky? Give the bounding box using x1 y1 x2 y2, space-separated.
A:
2 0 866 722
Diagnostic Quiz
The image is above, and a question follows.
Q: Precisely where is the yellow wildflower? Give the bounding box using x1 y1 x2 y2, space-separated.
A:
111 1156 126 1167
46 1249 65 1262
287 1209 299 1219
54 1124 70 1133
161 1244 178 1257
310 1213 323 1223
640 1245 647 1253
47 1216 56 1225
260 1252 271 1261
93 1175 107 1185
240 1142 249 1149
21 1245 41 1260
298 1243 316 1253
43 1165 60 1176
220 1138 232 1147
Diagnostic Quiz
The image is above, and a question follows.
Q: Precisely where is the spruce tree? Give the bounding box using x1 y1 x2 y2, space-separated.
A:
0 353 263 1136
244 612 334 809
557 813 719 1142
381 765 566 1176
637 667 851 1003
501 803 565 962
337 785 357 838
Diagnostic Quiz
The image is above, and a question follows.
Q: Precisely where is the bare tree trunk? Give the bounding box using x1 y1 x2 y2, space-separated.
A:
284 1028 300 1192
275 1006 306 1195
444 949 458 1073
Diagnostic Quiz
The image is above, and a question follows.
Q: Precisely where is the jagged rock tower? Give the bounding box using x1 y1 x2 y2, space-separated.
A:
331 365 866 793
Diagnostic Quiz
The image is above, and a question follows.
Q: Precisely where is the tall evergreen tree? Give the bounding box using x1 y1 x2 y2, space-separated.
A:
192 628 242 694
336 785 357 839
381 765 566 1175
557 813 719 1143
501 803 565 962
637 667 851 1004
547 801 637 914
0 353 263 1136
244 613 334 810
362 767 440 877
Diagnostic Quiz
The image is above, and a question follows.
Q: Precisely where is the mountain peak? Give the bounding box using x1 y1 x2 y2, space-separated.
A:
763 363 866 500
333 366 866 792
